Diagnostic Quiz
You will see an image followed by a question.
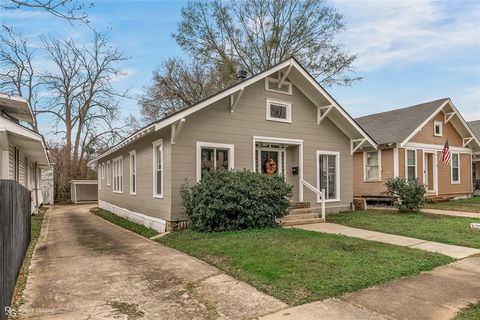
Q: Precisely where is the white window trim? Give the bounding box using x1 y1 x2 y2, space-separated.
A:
152 139 164 198
451 152 460 184
405 149 417 180
101 163 105 179
129 150 136 195
196 141 235 182
264 77 293 95
434 121 443 137
106 161 111 186
316 150 341 203
266 98 292 123
112 156 123 193
363 150 382 182
98 169 101 191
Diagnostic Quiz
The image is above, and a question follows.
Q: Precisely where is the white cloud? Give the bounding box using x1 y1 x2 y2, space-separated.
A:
332 0 480 71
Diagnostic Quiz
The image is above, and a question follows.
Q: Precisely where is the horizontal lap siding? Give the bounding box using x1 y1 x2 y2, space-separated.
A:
411 112 463 146
437 152 472 196
97 127 172 221
353 148 394 197
171 79 353 218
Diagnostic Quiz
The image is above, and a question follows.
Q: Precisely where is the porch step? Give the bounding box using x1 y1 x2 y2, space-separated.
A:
281 218 325 226
427 195 452 203
288 207 319 215
289 202 310 209
281 213 319 221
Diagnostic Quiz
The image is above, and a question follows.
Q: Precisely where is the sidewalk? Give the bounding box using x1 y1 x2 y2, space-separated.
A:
262 255 480 320
422 208 480 218
295 223 480 259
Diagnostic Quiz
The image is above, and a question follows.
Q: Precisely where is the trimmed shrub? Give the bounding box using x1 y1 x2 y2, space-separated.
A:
473 178 480 191
181 169 293 232
384 177 426 212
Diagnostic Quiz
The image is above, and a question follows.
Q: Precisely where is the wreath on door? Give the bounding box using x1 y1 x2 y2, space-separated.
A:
264 158 277 176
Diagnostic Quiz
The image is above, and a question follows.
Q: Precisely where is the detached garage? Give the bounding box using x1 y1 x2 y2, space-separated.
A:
70 180 98 203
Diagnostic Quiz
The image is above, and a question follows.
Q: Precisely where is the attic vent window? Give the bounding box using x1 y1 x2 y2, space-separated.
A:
266 99 291 123
265 77 292 95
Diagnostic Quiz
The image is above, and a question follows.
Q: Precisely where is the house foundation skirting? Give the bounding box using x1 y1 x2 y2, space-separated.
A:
99 200 167 233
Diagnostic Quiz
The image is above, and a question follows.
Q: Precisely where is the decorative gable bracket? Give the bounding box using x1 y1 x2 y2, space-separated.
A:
170 118 186 145
317 105 333 125
277 63 293 88
351 138 367 155
463 137 474 148
229 88 244 113
444 112 456 124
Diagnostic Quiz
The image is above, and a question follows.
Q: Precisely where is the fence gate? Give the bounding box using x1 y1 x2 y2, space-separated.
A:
0 180 31 320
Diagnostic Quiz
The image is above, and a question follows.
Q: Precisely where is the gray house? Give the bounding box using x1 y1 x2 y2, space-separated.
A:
89 58 376 232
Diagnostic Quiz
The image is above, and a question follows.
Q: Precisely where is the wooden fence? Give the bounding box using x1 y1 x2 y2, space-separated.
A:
0 180 31 320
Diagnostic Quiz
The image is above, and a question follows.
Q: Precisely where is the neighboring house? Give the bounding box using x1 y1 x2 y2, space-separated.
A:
468 120 480 180
353 98 480 200
88 57 376 232
0 94 50 212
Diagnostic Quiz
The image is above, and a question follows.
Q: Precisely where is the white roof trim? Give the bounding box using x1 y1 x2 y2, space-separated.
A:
400 99 480 149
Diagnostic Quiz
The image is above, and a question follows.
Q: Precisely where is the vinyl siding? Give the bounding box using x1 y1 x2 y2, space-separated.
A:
98 127 172 221
353 148 394 197
411 112 463 146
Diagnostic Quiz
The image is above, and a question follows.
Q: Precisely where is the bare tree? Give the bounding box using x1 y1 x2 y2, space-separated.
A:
40 33 128 169
139 58 221 122
2 0 92 23
0 26 40 131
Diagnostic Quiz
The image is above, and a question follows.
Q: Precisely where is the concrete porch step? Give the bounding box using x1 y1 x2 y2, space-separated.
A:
281 218 325 226
289 207 320 215
281 213 319 221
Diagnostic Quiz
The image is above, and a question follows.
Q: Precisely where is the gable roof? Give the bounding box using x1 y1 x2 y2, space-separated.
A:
0 93 35 124
468 120 480 140
355 98 449 145
89 57 377 164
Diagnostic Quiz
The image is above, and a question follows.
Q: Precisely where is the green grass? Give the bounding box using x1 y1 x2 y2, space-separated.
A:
454 301 480 320
10 207 47 319
423 197 480 213
328 210 480 248
158 228 452 305
91 207 159 238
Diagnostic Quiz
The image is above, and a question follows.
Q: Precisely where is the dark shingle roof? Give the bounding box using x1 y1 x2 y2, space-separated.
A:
468 120 480 140
355 98 449 145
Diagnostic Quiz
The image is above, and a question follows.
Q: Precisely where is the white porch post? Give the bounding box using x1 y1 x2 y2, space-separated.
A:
321 189 325 220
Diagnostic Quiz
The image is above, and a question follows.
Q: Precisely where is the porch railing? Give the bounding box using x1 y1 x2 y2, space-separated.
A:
301 179 325 220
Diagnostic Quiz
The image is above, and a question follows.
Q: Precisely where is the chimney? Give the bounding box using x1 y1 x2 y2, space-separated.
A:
237 70 247 82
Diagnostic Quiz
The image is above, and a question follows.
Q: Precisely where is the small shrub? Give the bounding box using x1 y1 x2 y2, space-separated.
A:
181 169 293 232
473 179 480 191
384 177 426 212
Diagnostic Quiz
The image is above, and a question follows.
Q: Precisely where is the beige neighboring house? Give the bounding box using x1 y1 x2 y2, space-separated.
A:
468 120 480 180
0 94 50 212
353 98 480 200
88 57 377 232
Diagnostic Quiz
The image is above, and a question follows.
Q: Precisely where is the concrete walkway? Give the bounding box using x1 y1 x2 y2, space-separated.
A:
262 255 480 320
422 208 480 218
296 223 480 259
20 205 286 319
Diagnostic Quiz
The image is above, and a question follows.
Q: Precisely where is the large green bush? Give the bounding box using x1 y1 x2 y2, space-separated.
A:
181 170 293 232
384 177 426 212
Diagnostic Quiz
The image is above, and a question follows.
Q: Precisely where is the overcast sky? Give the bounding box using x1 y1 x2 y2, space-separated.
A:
1 0 479 138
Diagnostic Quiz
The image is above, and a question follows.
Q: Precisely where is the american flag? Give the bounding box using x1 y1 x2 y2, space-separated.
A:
442 139 451 165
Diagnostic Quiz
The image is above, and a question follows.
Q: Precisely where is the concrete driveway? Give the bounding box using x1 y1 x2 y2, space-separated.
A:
20 205 286 319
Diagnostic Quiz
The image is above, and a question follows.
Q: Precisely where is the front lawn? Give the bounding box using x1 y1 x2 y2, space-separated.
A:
158 228 452 305
329 210 480 248
423 197 480 213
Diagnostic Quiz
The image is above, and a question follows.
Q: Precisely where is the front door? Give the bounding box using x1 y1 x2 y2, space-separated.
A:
423 151 436 193
256 146 286 176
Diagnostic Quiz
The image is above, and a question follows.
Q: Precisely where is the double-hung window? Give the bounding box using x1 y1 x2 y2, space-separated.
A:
317 151 340 202
451 153 460 184
106 161 111 185
364 151 381 181
130 150 136 195
434 121 442 137
196 142 234 181
406 150 417 181
112 156 123 193
153 139 163 198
